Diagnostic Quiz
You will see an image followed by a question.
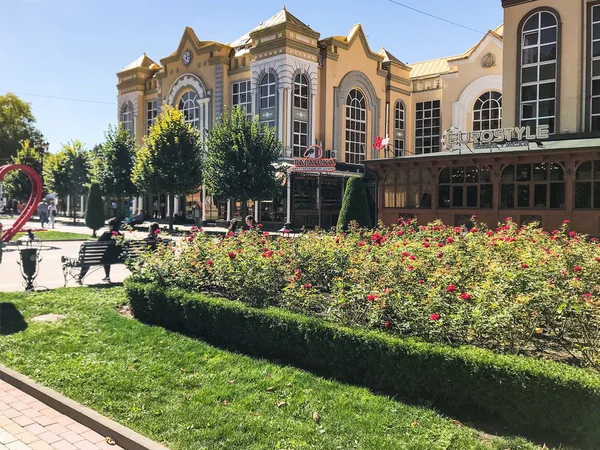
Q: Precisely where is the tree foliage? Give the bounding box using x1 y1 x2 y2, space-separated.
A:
0 93 39 164
45 140 91 221
337 176 372 230
92 125 137 200
1 140 44 201
204 106 282 206
85 183 105 237
132 106 203 229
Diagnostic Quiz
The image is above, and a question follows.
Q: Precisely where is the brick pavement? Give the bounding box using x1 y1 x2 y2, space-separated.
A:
0 379 123 450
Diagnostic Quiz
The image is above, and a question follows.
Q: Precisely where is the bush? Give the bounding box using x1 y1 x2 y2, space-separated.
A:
337 176 371 230
85 183 104 237
125 280 600 449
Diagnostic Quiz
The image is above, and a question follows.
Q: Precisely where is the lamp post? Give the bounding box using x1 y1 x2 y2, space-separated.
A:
34 135 49 190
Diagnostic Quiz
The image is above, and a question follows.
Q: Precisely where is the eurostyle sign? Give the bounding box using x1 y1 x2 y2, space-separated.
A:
445 125 550 149
293 145 336 172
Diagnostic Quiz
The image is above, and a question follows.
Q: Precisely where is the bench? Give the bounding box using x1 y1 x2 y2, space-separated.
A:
61 239 155 286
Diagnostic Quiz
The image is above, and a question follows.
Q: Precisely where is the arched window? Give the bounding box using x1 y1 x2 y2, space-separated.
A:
345 89 366 164
500 162 564 209
121 102 134 134
383 168 432 208
473 91 502 131
575 161 600 209
438 166 493 209
260 73 276 129
520 10 558 133
178 91 200 128
293 74 309 157
394 100 405 157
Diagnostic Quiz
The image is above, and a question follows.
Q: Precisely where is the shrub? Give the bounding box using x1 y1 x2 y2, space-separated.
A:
85 183 104 237
337 176 371 230
125 280 600 449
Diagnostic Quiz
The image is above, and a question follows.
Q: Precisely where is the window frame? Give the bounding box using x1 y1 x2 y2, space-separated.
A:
437 166 494 209
232 80 252 117
178 90 200 129
415 100 441 155
259 72 277 129
574 160 600 209
394 100 406 157
121 102 134 135
499 162 565 209
345 88 367 165
588 2 600 132
516 8 561 135
146 100 158 134
473 91 502 132
383 167 432 209
292 73 310 157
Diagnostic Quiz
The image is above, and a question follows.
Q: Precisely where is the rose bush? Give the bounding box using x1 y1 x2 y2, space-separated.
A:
128 218 600 369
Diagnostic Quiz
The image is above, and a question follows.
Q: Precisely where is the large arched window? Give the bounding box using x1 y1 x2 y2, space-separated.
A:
383 168 432 208
575 161 600 209
438 166 493 208
293 74 309 157
345 89 366 164
260 73 276 129
473 91 502 131
394 100 405 157
121 102 134 134
500 162 564 208
520 10 558 134
178 91 200 128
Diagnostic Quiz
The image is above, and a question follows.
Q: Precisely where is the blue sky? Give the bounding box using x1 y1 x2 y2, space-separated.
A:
0 0 503 152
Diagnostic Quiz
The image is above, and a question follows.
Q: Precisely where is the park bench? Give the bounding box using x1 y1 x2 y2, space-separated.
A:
61 239 154 286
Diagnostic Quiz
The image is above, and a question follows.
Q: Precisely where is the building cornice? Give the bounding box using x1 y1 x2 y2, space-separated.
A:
208 56 230 66
387 85 412 96
389 73 411 87
251 38 320 59
502 0 537 8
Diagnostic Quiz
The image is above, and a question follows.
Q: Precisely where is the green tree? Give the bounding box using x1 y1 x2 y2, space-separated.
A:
92 125 137 219
85 183 105 237
0 93 39 164
1 140 43 202
132 106 203 230
337 176 372 230
204 106 282 218
45 140 90 223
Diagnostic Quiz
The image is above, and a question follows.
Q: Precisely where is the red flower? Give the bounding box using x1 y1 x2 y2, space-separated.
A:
569 231 576 238
521 264 529 269
446 237 455 244
190 226 197 232
303 283 312 289
584 293 592 298
437 252 444 258
111 231 119 236
236 248 243 253
454 227 461 234
371 233 386 245
563 219 570 224
471 214 477 219
460 293 472 300
407 265 414 271
470 227 479 233
206 260 213 266
596 257 600 263
257 223 263 228
423 243 430 248
437 243 444 247
409 255 416 261
335 237 340 244
446 284 456 293
574 265 582 272
430 313 440 321
228 231 235 237
367 294 377 302
385 320 392 329
401 251 409 257
357 241 366 247
419 279 424 284
228 252 236 259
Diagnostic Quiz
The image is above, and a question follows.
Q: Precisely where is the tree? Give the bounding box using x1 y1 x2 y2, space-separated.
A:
85 183 104 237
204 106 282 218
337 176 372 230
0 93 39 164
45 140 90 223
1 140 43 202
92 125 137 219
132 106 203 231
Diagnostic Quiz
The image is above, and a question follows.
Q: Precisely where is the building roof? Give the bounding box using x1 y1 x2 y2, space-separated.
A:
377 47 402 64
408 56 456 78
229 7 314 48
122 53 159 71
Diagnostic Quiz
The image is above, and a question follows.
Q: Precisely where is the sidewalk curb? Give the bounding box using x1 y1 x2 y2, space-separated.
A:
0 363 170 450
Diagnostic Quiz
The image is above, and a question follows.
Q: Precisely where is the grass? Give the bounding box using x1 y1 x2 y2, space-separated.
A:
10 230 92 241
0 288 543 450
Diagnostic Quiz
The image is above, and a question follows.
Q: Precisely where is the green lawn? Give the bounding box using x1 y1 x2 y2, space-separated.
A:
11 230 92 241
0 288 542 450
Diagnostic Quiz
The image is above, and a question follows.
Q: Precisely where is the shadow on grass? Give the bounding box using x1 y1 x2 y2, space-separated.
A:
0 303 27 335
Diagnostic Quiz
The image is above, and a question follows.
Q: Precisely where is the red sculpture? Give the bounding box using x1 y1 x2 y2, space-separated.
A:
0 164 43 242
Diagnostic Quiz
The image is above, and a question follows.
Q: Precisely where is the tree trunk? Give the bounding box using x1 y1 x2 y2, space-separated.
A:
168 194 174 232
241 199 248 221
92 229 97 238
72 196 76 223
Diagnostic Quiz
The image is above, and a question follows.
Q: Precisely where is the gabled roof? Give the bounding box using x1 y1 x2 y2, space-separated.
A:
408 56 456 79
321 24 384 62
165 27 222 59
448 28 503 63
378 47 402 64
122 53 159 71
229 7 315 48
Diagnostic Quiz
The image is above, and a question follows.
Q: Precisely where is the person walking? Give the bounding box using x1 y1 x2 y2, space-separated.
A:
48 202 57 229
76 218 122 284
38 201 49 228
193 203 201 227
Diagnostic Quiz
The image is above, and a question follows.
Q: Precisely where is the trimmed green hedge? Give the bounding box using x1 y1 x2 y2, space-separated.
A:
125 280 600 449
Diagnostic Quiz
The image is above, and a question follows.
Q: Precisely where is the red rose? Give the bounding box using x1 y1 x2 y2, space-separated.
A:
446 237 455 244
191 226 197 232
385 320 392 329
419 279 424 284
569 231 576 238
407 265 414 271
228 252 236 259
423 243 430 248
437 243 444 247
470 227 479 233
206 260 213 266
430 313 440 321
584 293 592 298
446 284 456 293
303 283 312 289
596 257 600 262
112 231 119 236
409 255 416 261
454 227 461 234
367 294 377 302
521 264 529 269
563 219 570 224
402 251 409 257
357 241 366 247
460 293 472 300
437 252 444 258
574 265 582 272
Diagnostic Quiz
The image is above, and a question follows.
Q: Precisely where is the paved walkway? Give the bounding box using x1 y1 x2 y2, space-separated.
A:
0 379 123 450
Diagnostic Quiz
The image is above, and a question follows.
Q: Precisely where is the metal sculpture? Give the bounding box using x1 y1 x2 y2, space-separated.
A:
0 164 44 242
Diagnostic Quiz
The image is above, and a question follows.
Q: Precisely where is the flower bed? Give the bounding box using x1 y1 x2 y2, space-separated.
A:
127 218 600 369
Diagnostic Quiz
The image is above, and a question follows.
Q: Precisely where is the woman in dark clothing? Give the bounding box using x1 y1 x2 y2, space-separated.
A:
227 219 238 235
77 218 122 284
244 215 257 230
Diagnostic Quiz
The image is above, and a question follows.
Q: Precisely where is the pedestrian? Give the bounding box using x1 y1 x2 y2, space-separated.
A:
76 218 122 285
193 203 201 227
38 201 49 228
48 201 57 229
245 215 257 230
227 219 238 235
16 201 22 214
153 201 159 219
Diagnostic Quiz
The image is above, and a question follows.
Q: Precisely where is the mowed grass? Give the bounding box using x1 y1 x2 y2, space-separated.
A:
11 230 92 241
0 288 542 450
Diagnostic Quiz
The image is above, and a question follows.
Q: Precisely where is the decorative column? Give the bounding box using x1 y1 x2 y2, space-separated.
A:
166 195 171 218
66 195 70 216
201 185 207 222
311 93 317 147
227 200 232 221
174 196 180 217
80 195 85 216
278 88 284 142
254 201 260 222
286 170 292 224
138 196 143 214
287 89 293 151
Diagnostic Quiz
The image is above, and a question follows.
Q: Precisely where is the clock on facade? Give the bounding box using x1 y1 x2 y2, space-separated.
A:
182 50 192 66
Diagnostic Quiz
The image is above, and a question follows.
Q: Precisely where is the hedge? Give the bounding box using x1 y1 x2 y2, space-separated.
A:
124 280 600 449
